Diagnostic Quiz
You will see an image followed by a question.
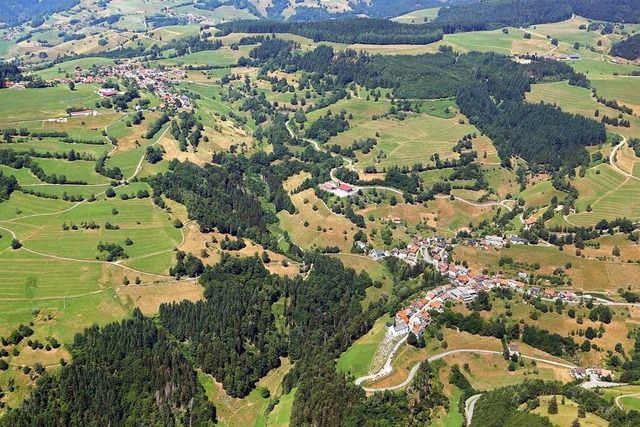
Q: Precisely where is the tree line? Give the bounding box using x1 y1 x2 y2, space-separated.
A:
217 18 444 45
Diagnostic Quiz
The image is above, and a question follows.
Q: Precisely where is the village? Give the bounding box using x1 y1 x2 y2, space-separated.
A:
361 233 597 340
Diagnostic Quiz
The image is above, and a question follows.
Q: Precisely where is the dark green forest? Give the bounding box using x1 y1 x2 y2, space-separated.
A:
611 34 640 60
436 0 640 32
0 312 216 427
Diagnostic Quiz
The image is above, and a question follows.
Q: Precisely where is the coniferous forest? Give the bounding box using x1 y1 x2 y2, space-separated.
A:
0 312 216 427
610 34 640 60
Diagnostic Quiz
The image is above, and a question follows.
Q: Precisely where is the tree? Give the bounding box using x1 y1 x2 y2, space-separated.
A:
10 239 21 250
68 81 75 91
612 245 620 257
572 419 580 427
577 405 586 418
389 195 397 206
408 331 418 347
548 395 558 414
581 340 591 352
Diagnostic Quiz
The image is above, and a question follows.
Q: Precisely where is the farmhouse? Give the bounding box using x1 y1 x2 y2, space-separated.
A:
70 110 98 117
508 345 520 357
570 367 588 379
523 216 537 229
98 88 118 97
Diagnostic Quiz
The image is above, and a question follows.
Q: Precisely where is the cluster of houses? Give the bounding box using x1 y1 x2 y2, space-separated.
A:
369 235 446 266
570 367 614 381
460 234 529 249
1 26 22 41
548 54 581 61
319 181 356 197
62 60 191 109
384 233 595 340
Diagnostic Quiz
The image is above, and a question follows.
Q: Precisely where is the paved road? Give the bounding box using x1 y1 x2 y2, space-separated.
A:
356 349 576 392
464 393 482 426
354 335 407 386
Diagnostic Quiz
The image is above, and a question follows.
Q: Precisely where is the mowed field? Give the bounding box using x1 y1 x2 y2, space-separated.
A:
0 85 102 123
391 7 440 24
591 76 640 114
527 81 640 139
305 96 487 170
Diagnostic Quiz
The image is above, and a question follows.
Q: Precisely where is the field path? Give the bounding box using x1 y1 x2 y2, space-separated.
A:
0 124 190 281
615 393 640 410
435 194 513 212
609 136 639 181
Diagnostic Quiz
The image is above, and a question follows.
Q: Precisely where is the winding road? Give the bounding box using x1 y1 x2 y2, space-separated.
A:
355 348 576 393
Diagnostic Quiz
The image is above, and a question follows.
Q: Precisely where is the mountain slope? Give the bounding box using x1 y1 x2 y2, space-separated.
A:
0 0 80 27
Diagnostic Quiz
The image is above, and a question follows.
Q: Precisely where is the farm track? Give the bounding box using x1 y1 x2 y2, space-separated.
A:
615 393 640 410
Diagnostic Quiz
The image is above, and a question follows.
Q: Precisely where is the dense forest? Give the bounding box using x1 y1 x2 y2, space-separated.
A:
610 34 640 60
0 311 216 427
149 159 278 237
436 0 640 32
160 254 285 398
436 0 573 32
217 18 443 44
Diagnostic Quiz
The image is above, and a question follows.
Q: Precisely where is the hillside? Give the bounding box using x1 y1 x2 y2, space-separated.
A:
0 0 80 27
2 3 640 426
